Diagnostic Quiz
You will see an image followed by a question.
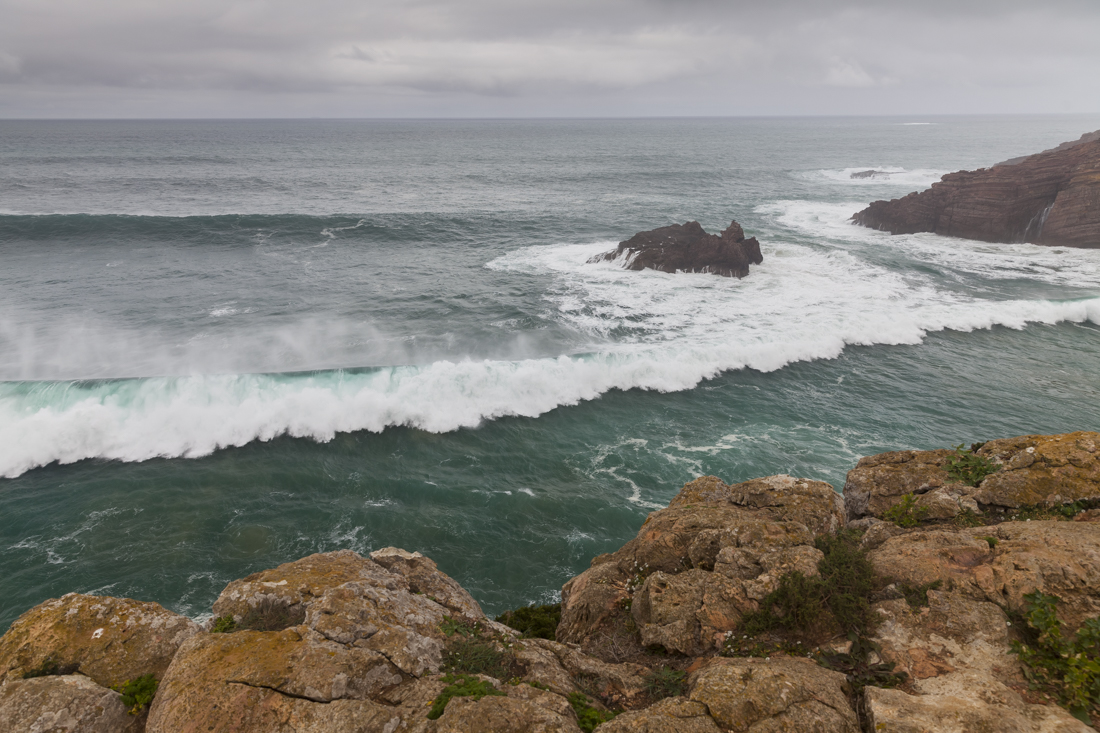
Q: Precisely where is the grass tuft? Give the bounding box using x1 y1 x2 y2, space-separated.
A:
567 691 618 732
494 603 561 640
427 673 505 720
111 674 158 715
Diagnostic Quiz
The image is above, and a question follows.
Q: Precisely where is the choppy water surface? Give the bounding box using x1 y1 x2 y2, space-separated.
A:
2 116 1099 627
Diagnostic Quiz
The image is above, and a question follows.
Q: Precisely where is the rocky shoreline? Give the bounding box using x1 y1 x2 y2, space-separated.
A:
1 431 1098 732
852 130 1100 248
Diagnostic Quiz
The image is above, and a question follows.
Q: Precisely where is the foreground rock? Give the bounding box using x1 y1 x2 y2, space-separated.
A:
2 430 1098 732
558 474 844 657
0 594 201 688
844 431 1100 522
590 220 763 278
852 130 1100 247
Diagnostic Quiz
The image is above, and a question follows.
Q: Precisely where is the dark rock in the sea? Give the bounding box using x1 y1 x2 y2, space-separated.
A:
590 220 763 278
852 130 1100 248
850 169 886 179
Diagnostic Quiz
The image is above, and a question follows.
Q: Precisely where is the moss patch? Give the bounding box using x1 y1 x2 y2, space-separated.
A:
567 691 619 732
427 673 505 720
111 674 158 715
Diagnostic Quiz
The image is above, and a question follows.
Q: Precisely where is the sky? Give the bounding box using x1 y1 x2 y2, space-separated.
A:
1 0 1099 118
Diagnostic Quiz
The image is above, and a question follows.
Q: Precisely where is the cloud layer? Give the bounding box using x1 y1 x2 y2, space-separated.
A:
1 0 1098 117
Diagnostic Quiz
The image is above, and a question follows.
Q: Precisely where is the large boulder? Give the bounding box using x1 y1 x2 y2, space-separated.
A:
558 476 841 656
852 130 1100 247
868 521 1100 632
0 674 142 733
863 685 1092 733
590 220 763 278
687 656 859 733
844 432 1100 522
593 697 721 733
0 594 201 689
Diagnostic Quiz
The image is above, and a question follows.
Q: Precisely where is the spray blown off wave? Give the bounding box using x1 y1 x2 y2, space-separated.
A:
3 292 1098 477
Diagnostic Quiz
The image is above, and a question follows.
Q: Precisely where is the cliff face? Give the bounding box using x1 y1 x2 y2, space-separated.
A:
852 131 1100 248
1 431 1098 732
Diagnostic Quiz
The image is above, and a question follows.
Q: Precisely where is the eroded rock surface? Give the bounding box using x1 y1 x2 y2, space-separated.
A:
688 656 859 733
852 130 1100 247
0 594 201 688
0 674 142 733
844 432 1100 522
590 220 763 278
559 475 842 656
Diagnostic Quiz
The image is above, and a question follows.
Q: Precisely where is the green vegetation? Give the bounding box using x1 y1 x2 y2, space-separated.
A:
815 633 907 694
111 674 158 715
721 635 806 659
426 673 505 720
1011 591 1100 724
643 666 687 700
944 444 998 487
494 603 561 640
1009 500 1094 522
740 530 876 640
211 615 237 633
567 692 618 732
21 657 78 678
899 580 942 609
981 535 999 548
439 616 524 680
883 493 929 528
953 510 985 527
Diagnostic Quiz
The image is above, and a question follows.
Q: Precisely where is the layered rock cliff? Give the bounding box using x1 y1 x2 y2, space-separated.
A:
852 131 1100 248
590 220 763 278
1 431 1098 732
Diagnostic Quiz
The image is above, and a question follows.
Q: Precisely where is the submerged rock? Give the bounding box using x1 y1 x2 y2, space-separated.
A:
590 220 763 278
852 130 1100 247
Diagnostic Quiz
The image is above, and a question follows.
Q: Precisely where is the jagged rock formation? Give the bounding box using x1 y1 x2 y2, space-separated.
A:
852 130 1100 247
590 220 763 278
0 432 1098 732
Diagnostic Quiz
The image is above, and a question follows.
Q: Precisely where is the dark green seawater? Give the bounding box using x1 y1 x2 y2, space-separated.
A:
2 117 1099 628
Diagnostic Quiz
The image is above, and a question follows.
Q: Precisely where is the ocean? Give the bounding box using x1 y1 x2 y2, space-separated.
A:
2 116 1099 629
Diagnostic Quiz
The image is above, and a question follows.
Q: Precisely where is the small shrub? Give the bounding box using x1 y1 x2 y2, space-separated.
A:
442 637 518 679
427 673 505 720
567 692 618 732
981 536 999 549
883 493 929 528
495 603 561 640
237 599 305 632
899 580 942 609
944 444 998 487
739 530 876 641
643 666 687 700
211 615 237 633
22 657 78 679
1011 591 1100 723
111 674 158 715
440 616 481 638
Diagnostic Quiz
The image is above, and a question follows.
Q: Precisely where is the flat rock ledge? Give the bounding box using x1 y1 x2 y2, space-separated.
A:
0 431 1097 732
590 220 763 278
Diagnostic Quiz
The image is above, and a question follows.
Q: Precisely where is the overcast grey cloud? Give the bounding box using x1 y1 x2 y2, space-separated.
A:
1 0 1098 117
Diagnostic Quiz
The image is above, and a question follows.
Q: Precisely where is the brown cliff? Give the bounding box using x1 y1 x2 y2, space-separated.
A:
591 220 763 278
852 130 1100 248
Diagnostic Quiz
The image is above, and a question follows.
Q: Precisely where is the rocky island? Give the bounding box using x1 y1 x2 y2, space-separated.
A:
590 221 763 278
1 431 1099 732
852 130 1100 247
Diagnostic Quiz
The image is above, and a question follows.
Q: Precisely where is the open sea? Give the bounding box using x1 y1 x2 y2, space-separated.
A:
2 116 1100 629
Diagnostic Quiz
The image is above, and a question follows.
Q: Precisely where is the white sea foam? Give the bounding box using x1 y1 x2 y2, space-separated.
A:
811 167 946 188
2 227 1099 478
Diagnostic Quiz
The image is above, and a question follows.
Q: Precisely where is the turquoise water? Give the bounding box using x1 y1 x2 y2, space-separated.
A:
2 116 1099 628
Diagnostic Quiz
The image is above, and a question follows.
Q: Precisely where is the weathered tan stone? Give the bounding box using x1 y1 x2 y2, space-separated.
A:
523 639 649 708
426 693 582 733
559 475 839 649
975 432 1100 508
369 548 483 618
594 696 721 733
0 594 201 688
687 656 859 733
863 685 1092 733
0 674 141 733
869 521 1100 632
845 433 1100 522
